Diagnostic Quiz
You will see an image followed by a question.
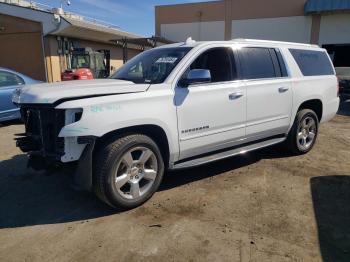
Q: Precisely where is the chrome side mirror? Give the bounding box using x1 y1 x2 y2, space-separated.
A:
180 69 211 87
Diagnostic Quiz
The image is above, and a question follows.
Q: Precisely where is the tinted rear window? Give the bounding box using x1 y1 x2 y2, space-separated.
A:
289 49 334 76
239 48 276 79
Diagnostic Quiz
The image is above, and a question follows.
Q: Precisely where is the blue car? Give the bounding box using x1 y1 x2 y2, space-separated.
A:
0 68 41 122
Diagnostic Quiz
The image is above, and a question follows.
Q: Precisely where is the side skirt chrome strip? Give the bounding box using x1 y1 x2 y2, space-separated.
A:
171 136 286 170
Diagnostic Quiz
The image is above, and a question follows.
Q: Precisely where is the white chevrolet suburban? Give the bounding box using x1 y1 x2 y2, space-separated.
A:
13 39 339 209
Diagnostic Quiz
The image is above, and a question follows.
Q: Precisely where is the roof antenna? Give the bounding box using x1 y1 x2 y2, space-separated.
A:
185 37 196 45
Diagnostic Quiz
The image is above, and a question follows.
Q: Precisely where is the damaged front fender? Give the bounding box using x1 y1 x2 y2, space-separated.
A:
73 136 96 191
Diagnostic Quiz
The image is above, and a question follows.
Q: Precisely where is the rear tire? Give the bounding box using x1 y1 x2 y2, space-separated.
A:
286 109 319 155
94 134 164 209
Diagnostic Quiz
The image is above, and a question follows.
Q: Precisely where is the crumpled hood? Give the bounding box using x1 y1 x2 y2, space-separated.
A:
13 79 150 105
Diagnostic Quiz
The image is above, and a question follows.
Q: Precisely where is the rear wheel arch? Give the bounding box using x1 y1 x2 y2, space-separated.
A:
297 99 323 122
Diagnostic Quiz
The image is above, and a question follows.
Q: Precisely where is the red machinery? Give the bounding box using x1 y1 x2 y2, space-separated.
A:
61 68 94 81
61 47 110 81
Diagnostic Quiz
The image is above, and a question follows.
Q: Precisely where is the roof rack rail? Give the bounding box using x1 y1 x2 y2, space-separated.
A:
230 38 319 47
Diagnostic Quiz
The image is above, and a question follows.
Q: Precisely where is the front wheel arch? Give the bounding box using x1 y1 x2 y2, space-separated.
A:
94 124 171 168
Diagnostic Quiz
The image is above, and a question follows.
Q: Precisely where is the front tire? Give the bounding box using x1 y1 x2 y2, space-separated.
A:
94 134 164 209
286 109 319 155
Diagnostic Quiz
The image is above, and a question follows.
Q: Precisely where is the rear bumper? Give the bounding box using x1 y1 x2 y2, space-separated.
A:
321 97 340 123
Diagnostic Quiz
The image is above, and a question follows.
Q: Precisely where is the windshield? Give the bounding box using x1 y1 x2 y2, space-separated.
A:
71 55 90 69
111 47 192 84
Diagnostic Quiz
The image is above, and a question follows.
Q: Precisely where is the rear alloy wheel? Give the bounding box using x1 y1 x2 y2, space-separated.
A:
286 109 319 155
94 134 164 209
296 116 317 151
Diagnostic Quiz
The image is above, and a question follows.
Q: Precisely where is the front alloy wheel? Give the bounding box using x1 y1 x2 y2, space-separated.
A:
115 147 158 200
94 134 164 209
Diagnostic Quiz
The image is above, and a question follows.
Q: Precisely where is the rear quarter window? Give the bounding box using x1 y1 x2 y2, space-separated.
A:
289 49 334 76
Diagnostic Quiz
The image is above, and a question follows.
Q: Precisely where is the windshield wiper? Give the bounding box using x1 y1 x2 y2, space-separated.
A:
114 77 130 81
114 77 135 83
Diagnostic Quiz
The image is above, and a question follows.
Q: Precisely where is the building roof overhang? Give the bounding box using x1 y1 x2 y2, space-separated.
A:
110 36 174 50
0 1 141 44
55 16 141 44
305 0 350 14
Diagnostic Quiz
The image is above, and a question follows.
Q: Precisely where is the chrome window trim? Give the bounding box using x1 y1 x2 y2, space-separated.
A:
179 76 292 88
242 76 291 83
185 79 243 88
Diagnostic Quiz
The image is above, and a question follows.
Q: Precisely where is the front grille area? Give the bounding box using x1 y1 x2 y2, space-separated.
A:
16 106 65 161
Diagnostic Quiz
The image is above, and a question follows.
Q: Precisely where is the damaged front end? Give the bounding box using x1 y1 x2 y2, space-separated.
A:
16 106 66 170
15 105 95 191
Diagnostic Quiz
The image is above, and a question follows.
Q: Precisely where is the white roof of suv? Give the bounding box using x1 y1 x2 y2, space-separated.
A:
160 38 320 50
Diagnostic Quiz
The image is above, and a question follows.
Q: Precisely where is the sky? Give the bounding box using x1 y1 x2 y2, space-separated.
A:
36 0 213 36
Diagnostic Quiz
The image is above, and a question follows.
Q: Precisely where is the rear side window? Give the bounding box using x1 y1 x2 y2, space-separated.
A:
238 48 277 79
0 71 24 88
289 49 334 76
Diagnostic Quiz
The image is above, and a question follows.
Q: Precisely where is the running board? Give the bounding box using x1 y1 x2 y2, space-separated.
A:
172 136 286 170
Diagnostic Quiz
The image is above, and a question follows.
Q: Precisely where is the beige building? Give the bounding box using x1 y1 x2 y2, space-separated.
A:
155 0 350 67
0 0 144 82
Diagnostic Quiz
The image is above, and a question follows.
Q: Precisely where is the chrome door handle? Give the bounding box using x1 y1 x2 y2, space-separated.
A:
278 87 289 93
229 92 243 100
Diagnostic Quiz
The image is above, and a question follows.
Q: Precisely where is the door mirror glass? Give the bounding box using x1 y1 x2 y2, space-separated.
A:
180 69 211 87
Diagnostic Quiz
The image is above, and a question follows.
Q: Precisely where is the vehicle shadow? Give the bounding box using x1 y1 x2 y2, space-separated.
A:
310 176 350 261
0 154 115 229
338 99 350 116
0 119 23 128
0 144 293 229
160 144 293 191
